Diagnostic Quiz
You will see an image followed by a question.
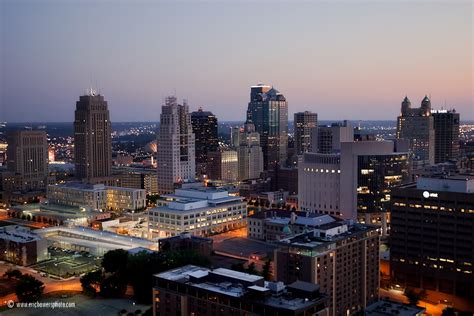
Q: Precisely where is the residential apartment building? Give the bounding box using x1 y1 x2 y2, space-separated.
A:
152 265 328 316
274 221 379 316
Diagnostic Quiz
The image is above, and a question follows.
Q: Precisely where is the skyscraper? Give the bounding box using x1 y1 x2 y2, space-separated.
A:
74 89 112 181
299 140 410 234
236 122 264 181
6 129 48 191
246 84 288 170
432 109 460 163
397 96 435 166
191 108 218 177
157 96 196 194
294 111 318 155
207 149 238 181
313 121 353 154
390 175 474 300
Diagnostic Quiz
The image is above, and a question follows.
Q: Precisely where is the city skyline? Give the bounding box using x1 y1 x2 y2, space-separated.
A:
1 1 472 122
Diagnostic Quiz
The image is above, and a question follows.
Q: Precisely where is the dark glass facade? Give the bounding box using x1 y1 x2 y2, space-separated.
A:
432 110 460 164
247 85 288 170
390 184 474 299
357 153 410 216
191 109 218 175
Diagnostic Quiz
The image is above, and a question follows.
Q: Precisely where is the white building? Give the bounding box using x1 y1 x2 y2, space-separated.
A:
299 141 410 232
47 182 146 211
37 226 157 256
237 122 264 180
148 186 246 237
157 96 196 194
299 153 342 216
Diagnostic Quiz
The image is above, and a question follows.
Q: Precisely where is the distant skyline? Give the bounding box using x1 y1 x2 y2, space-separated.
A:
1 0 472 122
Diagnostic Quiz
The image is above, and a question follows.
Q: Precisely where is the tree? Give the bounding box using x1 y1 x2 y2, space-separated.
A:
100 273 127 298
102 249 129 273
246 262 257 275
80 270 103 297
404 288 427 306
262 259 272 281
4 269 22 279
231 262 246 272
15 274 44 302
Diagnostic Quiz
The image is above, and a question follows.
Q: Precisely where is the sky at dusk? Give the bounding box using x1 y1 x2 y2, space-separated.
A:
1 0 472 122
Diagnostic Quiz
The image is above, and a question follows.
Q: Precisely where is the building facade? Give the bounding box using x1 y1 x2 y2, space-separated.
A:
157 96 196 194
396 96 435 166
0 225 48 266
47 182 146 211
247 209 338 241
299 141 410 233
432 109 460 164
74 90 112 180
148 186 246 237
153 265 328 316
6 129 49 191
294 111 318 155
390 175 474 299
236 122 264 181
191 108 218 177
247 84 288 170
207 150 239 181
313 121 353 154
274 222 379 316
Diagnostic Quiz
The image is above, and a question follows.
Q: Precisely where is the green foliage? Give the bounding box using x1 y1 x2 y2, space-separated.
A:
127 250 211 304
80 270 104 297
100 273 127 298
102 249 129 273
4 269 22 279
246 262 257 275
15 274 44 302
404 288 427 306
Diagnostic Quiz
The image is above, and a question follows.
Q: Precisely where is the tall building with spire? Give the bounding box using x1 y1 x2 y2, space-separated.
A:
74 89 112 181
396 96 435 166
191 108 218 177
236 122 264 181
246 84 288 170
157 96 195 194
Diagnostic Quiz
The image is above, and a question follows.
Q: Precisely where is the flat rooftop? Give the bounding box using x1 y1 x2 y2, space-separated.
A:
37 226 157 251
366 299 425 316
155 265 325 310
0 225 42 243
278 222 377 250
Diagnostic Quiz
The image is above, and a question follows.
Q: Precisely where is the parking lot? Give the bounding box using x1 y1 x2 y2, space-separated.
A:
31 248 102 279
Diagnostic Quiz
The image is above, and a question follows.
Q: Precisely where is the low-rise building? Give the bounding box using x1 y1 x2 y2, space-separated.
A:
248 209 339 241
274 221 379 316
8 203 110 227
0 225 48 265
36 226 157 256
148 187 246 237
152 265 329 316
47 182 146 211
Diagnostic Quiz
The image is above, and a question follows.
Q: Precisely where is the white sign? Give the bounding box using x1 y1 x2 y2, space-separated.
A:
423 191 438 198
